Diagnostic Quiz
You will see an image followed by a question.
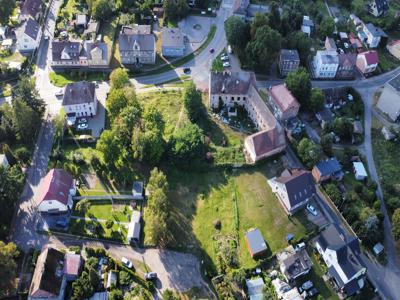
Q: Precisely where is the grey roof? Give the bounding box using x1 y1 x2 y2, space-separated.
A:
280 49 300 61
84 20 100 35
132 181 143 195
338 53 357 67
275 169 316 208
162 28 184 49
121 25 151 35
119 33 155 52
320 51 339 64
84 41 109 61
24 18 40 40
21 0 42 17
316 224 364 289
62 81 96 106
365 23 387 37
76 14 87 25
210 71 254 95
314 158 342 177
377 81 400 122
281 249 313 280
303 16 314 27
52 41 82 61
245 228 267 255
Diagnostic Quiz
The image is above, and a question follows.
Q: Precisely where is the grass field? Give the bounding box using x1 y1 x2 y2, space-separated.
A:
49 71 107 87
157 161 313 271
72 200 132 223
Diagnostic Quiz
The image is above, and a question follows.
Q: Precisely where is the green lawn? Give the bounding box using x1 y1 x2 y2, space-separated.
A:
157 161 313 271
49 71 107 87
72 200 132 222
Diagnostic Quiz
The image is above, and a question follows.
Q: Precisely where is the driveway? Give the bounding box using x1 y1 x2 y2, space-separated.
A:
87 82 109 138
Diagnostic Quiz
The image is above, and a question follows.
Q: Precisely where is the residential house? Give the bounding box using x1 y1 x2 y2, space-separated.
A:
37 169 76 213
209 71 286 163
316 109 334 128
387 40 400 60
356 50 379 76
313 50 339 78
119 31 156 65
350 14 362 26
127 210 141 244
377 74 400 122
277 245 313 282
301 16 314 36
381 126 395 140
20 0 42 20
16 17 41 52
63 81 97 117
312 157 344 183
349 32 363 52
336 53 357 79
121 25 151 35
89 293 108 300
358 23 387 48
323 87 347 109
28 247 68 300
268 84 300 121
353 162 368 180
325 37 337 52
64 253 83 281
245 228 268 258
83 19 100 38
232 0 249 20
368 0 389 17
268 169 316 215
132 181 144 200
51 40 110 68
272 278 304 300
279 49 300 77
0 154 9 168
339 32 349 41
161 28 185 57
246 277 264 300
314 224 367 296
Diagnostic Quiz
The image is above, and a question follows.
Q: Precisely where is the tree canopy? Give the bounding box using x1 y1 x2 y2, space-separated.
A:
171 123 204 162
224 16 250 50
183 81 203 123
297 137 322 168
0 0 15 25
110 68 130 89
0 241 19 298
285 67 311 107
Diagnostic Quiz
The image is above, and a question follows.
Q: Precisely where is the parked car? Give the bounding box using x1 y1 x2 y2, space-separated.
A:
44 34 49 40
183 67 191 74
301 280 314 291
306 204 318 216
145 272 157 280
344 42 349 49
78 118 88 124
55 89 64 97
307 288 319 297
294 242 306 252
223 61 230 68
77 123 88 130
209 48 215 53
121 257 133 269
221 55 229 61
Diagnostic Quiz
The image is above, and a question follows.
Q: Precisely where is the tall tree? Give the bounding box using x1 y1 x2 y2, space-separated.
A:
310 88 325 112
333 117 353 141
91 0 115 20
96 129 121 168
13 76 45 117
250 13 269 38
106 89 129 121
285 67 311 107
13 99 41 144
183 81 203 123
392 208 400 240
297 137 322 168
171 123 204 162
110 68 129 89
224 16 250 50
319 18 335 39
0 0 15 25
267 1 281 31
163 0 177 22
0 241 19 298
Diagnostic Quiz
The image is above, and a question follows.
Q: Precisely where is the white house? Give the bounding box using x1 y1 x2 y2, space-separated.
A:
358 23 386 48
314 224 367 296
37 169 76 213
0 154 9 168
16 18 41 52
313 50 339 78
62 81 97 118
127 210 141 244
353 162 368 180
301 16 314 36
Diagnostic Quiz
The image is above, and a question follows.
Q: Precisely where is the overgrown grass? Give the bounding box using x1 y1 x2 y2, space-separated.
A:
72 200 132 222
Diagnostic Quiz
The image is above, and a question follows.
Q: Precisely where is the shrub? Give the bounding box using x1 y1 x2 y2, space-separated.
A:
15 147 31 164
105 219 114 229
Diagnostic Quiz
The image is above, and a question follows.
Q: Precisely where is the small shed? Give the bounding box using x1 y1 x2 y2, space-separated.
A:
339 32 348 40
245 228 268 258
106 271 117 289
76 14 87 27
382 126 395 140
132 181 144 200
373 242 384 256
246 277 265 300
127 210 141 244
353 162 368 180
1 38 13 49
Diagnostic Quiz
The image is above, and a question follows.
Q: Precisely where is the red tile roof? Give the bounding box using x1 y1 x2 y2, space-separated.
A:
64 253 82 276
38 169 73 206
249 127 286 158
270 84 299 113
360 50 379 65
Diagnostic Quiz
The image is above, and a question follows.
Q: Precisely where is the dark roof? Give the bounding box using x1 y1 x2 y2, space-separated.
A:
281 249 313 280
210 71 254 95
21 0 42 17
29 247 65 297
84 41 108 61
314 158 342 177
245 228 267 255
275 169 316 207
338 53 357 67
316 109 334 123
316 224 364 288
24 18 40 40
374 0 389 13
119 33 155 52
280 49 300 61
62 81 96 106
52 41 82 61
364 23 387 37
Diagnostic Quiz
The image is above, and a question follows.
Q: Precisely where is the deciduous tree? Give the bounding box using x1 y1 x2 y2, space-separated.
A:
285 67 311 107
0 241 19 298
183 81 203 123
0 0 15 25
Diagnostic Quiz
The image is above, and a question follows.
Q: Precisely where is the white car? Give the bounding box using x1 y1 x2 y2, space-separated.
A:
221 55 229 61
344 42 349 49
55 89 64 97
77 123 88 130
223 61 230 68
121 257 133 269
145 272 157 280
306 204 318 216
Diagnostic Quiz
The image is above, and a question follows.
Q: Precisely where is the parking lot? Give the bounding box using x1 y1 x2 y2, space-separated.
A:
178 16 213 53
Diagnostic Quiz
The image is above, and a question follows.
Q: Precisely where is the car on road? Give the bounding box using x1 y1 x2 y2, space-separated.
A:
78 118 88 124
209 48 215 53
145 272 157 280
121 257 133 269
223 61 230 68
44 34 49 40
306 204 318 216
307 288 319 297
183 67 191 74
55 89 64 97
301 280 314 291
77 123 88 130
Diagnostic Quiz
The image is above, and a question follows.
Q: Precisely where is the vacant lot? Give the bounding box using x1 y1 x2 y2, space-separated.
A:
156 161 312 271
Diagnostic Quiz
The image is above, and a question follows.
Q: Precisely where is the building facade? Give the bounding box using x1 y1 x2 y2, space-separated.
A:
62 81 97 117
313 50 339 78
119 33 156 65
279 49 300 77
356 50 378 75
16 18 41 52
268 84 300 121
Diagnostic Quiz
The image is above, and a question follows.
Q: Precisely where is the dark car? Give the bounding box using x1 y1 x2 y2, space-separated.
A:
183 67 191 74
209 48 215 53
55 218 68 228
307 288 319 297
